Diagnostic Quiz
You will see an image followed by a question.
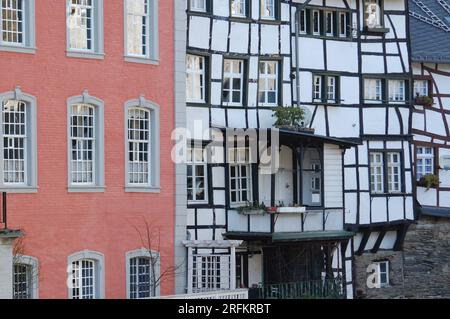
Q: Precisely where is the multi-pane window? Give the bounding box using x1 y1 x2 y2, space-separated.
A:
339 12 347 37
364 0 382 28
229 148 251 205
127 107 150 185
258 61 278 106
231 0 246 17
70 104 95 185
388 80 405 102
313 75 338 103
327 77 336 101
313 10 321 35
71 259 96 299
364 79 382 102
192 254 231 293
2 100 26 184
261 0 275 20
13 263 32 299
186 55 206 103
370 151 402 193
223 59 244 106
68 0 94 51
187 147 207 202
126 0 149 57
313 76 322 101
414 80 428 97
299 9 306 34
416 147 434 180
190 0 206 12
1 0 23 44
376 261 389 287
129 257 153 299
387 152 401 192
325 11 333 36
370 152 384 193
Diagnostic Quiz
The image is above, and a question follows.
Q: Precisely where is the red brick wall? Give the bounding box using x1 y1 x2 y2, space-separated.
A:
0 0 175 298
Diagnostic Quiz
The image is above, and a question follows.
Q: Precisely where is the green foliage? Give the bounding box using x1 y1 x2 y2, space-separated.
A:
236 201 267 214
272 106 305 128
419 174 439 191
415 96 433 106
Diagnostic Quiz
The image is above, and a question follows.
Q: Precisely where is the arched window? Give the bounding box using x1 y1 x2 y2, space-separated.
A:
67 250 104 299
67 91 104 192
126 248 160 299
13 255 39 299
0 87 37 192
124 97 160 192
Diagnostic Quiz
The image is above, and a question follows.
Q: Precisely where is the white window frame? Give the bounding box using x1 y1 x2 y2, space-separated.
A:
190 0 206 12
126 248 160 299
416 147 434 181
258 60 278 107
364 79 382 103
187 146 208 203
375 261 389 287
186 54 206 103
339 12 347 37
0 87 37 193
124 97 160 192
67 91 104 193
388 80 405 103
66 0 104 59
370 152 384 193
124 0 159 64
325 11 333 36
364 0 382 29
414 80 428 97
299 9 307 34
229 147 252 206
0 0 35 54
327 76 336 101
67 250 104 299
312 10 321 35
13 255 39 299
387 152 401 193
261 0 275 20
313 75 322 101
223 59 244 106
231 0 246 17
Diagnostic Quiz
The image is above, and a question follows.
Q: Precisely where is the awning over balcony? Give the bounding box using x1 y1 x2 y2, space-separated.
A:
418 205 450 218
224 230 355 243
278 129 360 149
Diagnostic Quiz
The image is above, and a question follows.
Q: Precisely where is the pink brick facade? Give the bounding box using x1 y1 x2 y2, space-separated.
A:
0 0 175 298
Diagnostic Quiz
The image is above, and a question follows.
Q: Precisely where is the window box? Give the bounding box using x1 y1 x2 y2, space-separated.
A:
414 96 433 107
236 202 267 215
272 107 314 133
276 206 306 214
362 26 390 34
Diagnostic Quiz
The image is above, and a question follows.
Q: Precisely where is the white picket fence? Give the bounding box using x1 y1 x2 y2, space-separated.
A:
155 289 249 299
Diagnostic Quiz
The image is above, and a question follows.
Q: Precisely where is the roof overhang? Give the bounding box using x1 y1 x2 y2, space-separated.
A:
223 230 355 243
212 126 361 149
418 205 450 218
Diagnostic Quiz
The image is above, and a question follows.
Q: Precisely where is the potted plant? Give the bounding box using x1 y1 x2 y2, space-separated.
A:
414 95 433 107
236 201 268 215
272 106 314 134
417 173 439 190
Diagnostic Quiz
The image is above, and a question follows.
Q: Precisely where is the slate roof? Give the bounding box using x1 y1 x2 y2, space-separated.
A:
410 0 450 63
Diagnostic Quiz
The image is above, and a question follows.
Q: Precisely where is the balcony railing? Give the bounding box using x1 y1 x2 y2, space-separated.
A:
249 278 344 299
155 289 249 299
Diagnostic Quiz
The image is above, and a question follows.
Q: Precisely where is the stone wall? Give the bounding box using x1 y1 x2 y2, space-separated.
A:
354 216 450 299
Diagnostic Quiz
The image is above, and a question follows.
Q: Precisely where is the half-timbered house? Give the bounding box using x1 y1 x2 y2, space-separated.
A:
176 0 415 299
